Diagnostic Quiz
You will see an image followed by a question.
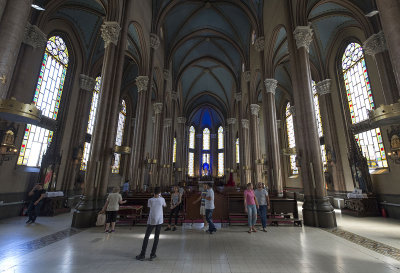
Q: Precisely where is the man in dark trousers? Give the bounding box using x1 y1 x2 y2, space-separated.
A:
136 187 166 261
26 183 46 224
204 183 217 234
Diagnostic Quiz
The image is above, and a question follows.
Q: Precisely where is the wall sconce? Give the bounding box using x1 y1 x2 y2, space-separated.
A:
387 126 400 164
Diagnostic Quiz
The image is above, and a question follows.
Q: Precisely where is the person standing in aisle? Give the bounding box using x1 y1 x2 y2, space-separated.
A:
165 186 181 231
244 183 259 233
204 183 216 234
254 182 270 232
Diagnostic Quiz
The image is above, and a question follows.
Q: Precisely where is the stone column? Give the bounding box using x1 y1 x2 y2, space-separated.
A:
159 118 172 188
241 119 251 185
0 0 33 99
226 118 236 173
376 1 400 97
292 25 336 227
176 116 186 182
149 102 163 186
168 92 178 186
363 31 399 103
61 75 96 194
316 80 346 193
250 104 263 184
0 0 7 23
236 93 245 186
263 79 283 197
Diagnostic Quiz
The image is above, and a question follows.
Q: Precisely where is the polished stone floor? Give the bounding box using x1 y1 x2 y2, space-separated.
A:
0 211 399 273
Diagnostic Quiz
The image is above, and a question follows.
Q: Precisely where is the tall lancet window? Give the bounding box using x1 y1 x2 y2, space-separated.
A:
286 102 298 175
111 100 127 174
188 126 195 177
81 76 101 171
173 138 177 163
202 128 211 176
236 138 240 164
18 36 69 167
312 80 327 171
342 42 387 170
217 126 224 177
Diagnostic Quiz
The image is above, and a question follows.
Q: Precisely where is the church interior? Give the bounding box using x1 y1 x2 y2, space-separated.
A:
0 0 400 272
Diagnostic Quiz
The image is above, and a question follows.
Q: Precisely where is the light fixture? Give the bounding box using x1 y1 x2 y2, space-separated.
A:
0 97 41 124
0 128 18 165
365 10 379 17
31 4 45 11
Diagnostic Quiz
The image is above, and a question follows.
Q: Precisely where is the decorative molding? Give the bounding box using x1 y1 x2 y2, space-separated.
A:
101 21 121 48
243 71 251 82
150 33 160 49
363 31 387 56
136 76 149 92
163 118 172 127
293 25 313 53
250 104 261 116
316 79 332 96
241 119 249 129
227 118 237 125
235 92 242 101
177 117 186 124
23 23 47 48
79 74 96 91
163 69 169 80
264 79 278 95
153 103 163 114
254 36 265 52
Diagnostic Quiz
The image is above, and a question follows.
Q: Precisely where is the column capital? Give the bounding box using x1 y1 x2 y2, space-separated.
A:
136 76 149 92
293 25 313 53
177 117 186 124
153 102 163 114
316 79 332 96
363 31 387 56
264 78 278 95
235 92 242 101
163 69 170 80
163 118 172 127
227 118 237 125
243 71 251 82
241 119 249 129
250 104 261 116
101 21 121 48
150 33 160 49
79 74 96 91
23 23 47 48
254 36 265 52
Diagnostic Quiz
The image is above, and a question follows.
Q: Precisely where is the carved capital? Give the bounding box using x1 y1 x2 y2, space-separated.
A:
293 25 313 53
23 23 47 48
150 33 160 49
136 76 149 92
177 117 186 124
241 119 249 129
250 104 261 116
227 118 237 125
79 74 96 91
153 102 163 114
163 118 172 128
163 69 170 80
363 31 387 56
254 36 265 52
235 92 242 101
316 79 332 96
101 21 121 48
264 78 278 95
243 71 251 82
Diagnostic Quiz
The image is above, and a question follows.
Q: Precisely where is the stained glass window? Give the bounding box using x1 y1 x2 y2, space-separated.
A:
217 126 224 177
286 102 298 175
188 152 194 177
218 126 224 149
81 76 101 171
18 36 68 167
312 80 327 171
203 128 210 150
218 153 224 177
188 126 195 176
173 138 177 163
189 126 195 149
342 43 387 170
111 100 127 173
236 138 240 164
202 153 210 165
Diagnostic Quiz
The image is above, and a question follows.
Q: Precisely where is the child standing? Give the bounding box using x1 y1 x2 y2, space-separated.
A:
136 187 166 261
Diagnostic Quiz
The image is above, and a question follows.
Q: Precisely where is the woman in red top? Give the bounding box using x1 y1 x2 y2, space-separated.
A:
244 183 259 233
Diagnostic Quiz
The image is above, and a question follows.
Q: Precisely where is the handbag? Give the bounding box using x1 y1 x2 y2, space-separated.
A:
96 212 106 226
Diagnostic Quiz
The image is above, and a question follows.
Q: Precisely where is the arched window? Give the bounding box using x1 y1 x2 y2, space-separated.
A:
80 76 101 171
217 126 224 177
342 43 387 169
188 126 195 177
203 128 210 150
18 36 69 167
111 100 127 173
202 128 211 176
173 138 177 163
286 102 298 175
236 138 240 164
312 80 327 171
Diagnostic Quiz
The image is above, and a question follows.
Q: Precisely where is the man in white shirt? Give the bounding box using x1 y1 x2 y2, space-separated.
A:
204 183 217 234
136 187 166 261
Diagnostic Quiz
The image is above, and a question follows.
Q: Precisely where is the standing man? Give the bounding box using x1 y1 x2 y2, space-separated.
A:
192 184 209 231
26 183 46 224
136 187 166 261
255 182 270 232
204 183 216 234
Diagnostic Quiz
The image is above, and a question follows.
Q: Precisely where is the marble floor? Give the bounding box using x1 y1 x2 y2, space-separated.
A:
0 211 399 273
